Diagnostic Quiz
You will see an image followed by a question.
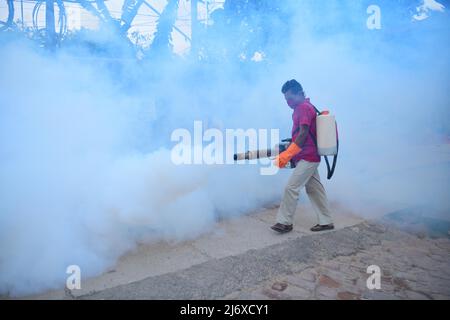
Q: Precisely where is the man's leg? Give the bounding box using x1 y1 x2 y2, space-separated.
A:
276 161 319 226
305 168 333 226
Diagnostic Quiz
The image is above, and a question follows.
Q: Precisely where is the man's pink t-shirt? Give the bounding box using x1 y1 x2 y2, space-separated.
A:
291 98 321 163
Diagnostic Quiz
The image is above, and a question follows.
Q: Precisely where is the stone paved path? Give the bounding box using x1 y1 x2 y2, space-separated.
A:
81 221 450 300
224 229 450 300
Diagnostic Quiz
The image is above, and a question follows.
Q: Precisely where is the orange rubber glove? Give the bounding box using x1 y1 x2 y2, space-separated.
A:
274 143 302 168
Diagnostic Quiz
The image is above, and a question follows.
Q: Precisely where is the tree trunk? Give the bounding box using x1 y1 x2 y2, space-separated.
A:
150 0 180 56
46 0 56 48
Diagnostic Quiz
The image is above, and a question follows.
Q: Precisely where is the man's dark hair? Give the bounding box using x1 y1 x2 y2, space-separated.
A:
281 79 304 96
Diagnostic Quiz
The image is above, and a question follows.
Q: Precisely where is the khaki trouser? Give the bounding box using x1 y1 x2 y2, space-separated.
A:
277 160 333 226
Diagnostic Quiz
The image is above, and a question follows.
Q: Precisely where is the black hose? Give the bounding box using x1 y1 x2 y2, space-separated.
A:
325 138 339 180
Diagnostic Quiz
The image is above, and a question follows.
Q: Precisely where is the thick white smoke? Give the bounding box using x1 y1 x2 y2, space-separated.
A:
0 39 288 296
1 0 449 296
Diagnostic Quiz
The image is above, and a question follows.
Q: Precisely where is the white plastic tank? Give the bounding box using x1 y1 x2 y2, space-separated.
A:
316 111 338 156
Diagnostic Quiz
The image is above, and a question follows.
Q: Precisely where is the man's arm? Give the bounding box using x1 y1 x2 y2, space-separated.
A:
294 124 309 148
274 125 308 168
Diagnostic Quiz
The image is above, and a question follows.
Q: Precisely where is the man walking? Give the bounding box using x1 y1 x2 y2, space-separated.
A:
271 80 334 234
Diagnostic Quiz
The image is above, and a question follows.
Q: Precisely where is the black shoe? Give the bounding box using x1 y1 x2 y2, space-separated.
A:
310 224 335 232
271 223 293 234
